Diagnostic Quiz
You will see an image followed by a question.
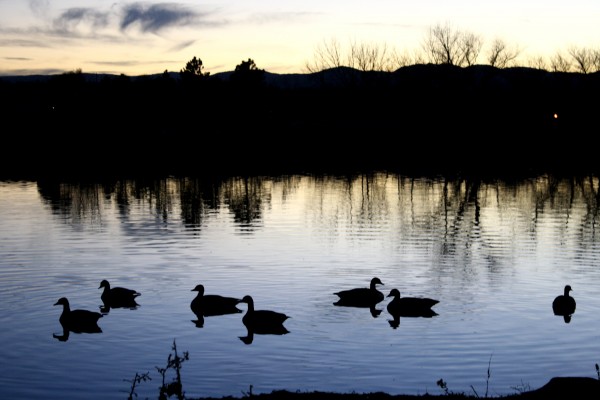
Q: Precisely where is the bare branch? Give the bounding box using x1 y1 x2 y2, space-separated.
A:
304 38 345 73
568 45 594 74
487 38 521 68
550 51 572 72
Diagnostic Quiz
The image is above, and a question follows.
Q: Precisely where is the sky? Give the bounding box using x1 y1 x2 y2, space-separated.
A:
0 1 598 76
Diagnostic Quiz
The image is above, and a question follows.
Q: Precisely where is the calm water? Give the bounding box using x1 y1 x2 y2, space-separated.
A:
1 174 600 400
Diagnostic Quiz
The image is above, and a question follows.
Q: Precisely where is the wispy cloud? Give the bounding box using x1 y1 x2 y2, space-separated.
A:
0 36 53 47
9 3 309 41
28 0 50 18
4 56 33 61
246 11 316 25
168 39 196 52
120 3 204 33
52 8 110 33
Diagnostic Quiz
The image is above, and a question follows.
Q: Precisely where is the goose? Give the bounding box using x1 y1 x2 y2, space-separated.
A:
552 285 576 317
99 279 141 309
333 277 384 307
54 297 103 333
386 288 439 318
239 295 290 330
190 284 242 317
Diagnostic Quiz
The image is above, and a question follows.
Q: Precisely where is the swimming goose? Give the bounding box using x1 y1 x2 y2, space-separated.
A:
333 277 385 307
386 288 439 318
190 284 242 317
99 279 141 309
239 295 290 330
54 297 103 333
552 285 576 317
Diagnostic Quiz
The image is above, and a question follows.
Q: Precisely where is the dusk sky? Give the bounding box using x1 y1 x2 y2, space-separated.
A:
0 1 598 76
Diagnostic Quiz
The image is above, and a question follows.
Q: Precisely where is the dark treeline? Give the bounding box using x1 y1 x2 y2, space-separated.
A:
1 63 599 181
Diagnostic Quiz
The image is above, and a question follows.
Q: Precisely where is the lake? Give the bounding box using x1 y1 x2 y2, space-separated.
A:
1 173 599 400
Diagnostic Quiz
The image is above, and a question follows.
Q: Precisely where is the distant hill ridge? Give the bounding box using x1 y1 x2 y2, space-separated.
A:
2 63 598 90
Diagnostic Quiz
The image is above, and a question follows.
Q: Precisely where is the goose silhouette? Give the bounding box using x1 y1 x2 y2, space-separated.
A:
99 279 141 311
239 295 290 330
333 277 384 308
386 288 439 328
190 284 242 324
552 285 576 322
53 297 102 340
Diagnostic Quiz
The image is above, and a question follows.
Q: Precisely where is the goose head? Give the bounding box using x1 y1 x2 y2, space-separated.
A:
564 285 573 296
54 297 70 309
191 284 205 295
370 277 384 289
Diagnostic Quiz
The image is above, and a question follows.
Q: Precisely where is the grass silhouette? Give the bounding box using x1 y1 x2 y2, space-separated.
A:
126 341 600 400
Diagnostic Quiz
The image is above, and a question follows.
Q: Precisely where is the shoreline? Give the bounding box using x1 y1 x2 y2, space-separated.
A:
186 377 600 400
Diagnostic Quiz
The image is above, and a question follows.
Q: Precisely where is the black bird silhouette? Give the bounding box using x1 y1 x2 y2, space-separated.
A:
552 285 576 322
190 284 242 327
238 295 290 344
333 277 385 307
99 279 141 312
386 288 439 328
239 295 290 330
53 297 102 341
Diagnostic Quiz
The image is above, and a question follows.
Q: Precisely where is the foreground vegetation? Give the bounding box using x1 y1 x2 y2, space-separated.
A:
126 340 600 400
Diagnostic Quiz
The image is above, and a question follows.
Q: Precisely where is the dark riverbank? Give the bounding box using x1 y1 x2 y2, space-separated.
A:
188 376 600 400
2 64 599 181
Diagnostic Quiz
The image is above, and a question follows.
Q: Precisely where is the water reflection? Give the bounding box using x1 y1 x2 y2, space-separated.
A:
34 175 600 252
191 315 205 328
3 173 600 398
387 310 439 329
100 299 140 314
238 324 290 345
221 177 266 233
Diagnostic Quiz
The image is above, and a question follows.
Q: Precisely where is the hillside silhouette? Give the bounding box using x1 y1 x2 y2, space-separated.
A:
1 64 598 180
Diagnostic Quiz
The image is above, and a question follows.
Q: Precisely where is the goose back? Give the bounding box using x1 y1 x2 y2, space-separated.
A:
334 277 384 307
386 288 439 317
99 279 141 308
190 284 242 317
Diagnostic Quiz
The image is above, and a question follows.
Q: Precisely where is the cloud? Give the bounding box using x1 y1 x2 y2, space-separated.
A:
52 8 110 33
168 39 196 52
120 3 202 33
4 56 33 61
0 37 52 48
29 0 50 18
247 11 316 25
